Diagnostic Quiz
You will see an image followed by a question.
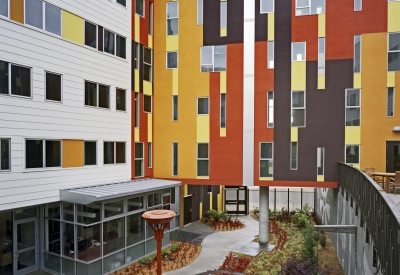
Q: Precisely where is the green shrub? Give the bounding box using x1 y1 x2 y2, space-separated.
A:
292 213 309 228
296 204 313 216
319 234 326 248
207 209 227 221
162 249 170 257
253 206 260 215
302 223 317 263
139 256 151 265
170 245 178 252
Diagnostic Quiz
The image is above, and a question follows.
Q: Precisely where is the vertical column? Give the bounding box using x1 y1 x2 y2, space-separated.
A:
259 186 269 244
243 0 255 186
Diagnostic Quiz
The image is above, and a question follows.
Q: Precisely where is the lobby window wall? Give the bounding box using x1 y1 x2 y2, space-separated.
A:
43 187 180 275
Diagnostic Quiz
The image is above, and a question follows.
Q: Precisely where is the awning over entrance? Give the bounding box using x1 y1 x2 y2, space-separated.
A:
60 178 181 204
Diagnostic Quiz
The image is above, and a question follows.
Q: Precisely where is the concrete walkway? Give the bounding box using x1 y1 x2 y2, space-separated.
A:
164 215 260 275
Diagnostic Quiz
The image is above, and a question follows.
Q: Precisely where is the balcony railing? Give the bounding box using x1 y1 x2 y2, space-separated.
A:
338 163 400 275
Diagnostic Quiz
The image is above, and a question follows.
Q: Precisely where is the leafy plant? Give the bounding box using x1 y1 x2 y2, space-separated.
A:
279 255 333 275
302 222 317 262
253 206 260 215
170 244 178 252
139 256 151 265
162 249 170 257
292 213 310 228
319 234 326 247
297 204 313 216
269 208 278 220
207 209 227 222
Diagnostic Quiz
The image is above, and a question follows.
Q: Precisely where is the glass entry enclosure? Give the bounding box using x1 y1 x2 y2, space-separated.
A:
386 141 400 172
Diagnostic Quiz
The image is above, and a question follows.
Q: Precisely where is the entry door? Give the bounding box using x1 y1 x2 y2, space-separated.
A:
13 218 38 275
386 141 400 172
184 196 193 225
225 187 248 215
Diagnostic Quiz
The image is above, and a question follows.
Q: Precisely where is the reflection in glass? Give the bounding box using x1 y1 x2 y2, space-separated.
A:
116 35 126 59
260 160 273 177
127 242 145 263
354 35 361 73
85 81 97 107
261 143 273 159
291 142 298 170
116 89 126 111
25 0 43 29
45 3 61 35
46 219 60 254
85 21 97 48
46 140 61 167
14 207 36 220
76 203 101 224
346 145 359 164
17 221 35 250
104 30 115 55
128 196 143 212
318 38 325 75
103 250 125 273
103 218 125 255
197 98 209 114
135 0 143 16
0 0 8 17
11 65 31 97
261 0 274 13
268 42 274 69
387 87 394 117
76 224 101 262
63 203 74 222
167 52 178 68
104 201 123 218
292 109 305 127
317 147 324 176
220 94 226 128
98 85 110 109
220 1 227 28
292 42 306 61
17 249 35 270
104 142 114 164
0 60 8 94
127 212 145 245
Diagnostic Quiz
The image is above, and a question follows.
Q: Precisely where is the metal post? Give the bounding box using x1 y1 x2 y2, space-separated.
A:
301 188 303 209
274 188 276 211
287 188 290 211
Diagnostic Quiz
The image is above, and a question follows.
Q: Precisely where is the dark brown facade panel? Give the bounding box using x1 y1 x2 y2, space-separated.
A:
188 185 201 221
255 0 268 42
202 186 210 214
203 0 244 46
131 40 135 91
98 26 104 52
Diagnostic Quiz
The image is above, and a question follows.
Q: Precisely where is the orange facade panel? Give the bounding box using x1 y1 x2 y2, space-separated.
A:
62 140 84 168
10 0 24 24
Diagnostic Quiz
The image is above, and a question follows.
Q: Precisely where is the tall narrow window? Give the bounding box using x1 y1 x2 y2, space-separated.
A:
144 95 152 113
104 29 115 55
85 21 97 48
0 60 8 94
387 87 395 117
261 0 274 13
318 38 325 75
268 41 274 69
220 1 227 29
220 94 226 128
291 91 305 127
116 35 126 59
197 143 209 176
84 141 97 166
116 89 126 111
11 64 31 97
197 0 203 25
354 0 362 11
346 145 360 164
388 33 400 72
136 0 144 17
135 93 139 127
45 3 61 35
197 98 209 115
0 139 10 171
290 142 298 170
116 142 125 164
172 95 178 121
99 85 110 109
354 35 361 73
167 2 178 35
167 51 178 69
143 47 153 82
46 72 62 102
346 89 360 126
0 0 8 17
317 147 324 176
148 143 152 168
26 0 43 29
260 143 273 177
149 2 153 35
267 92 274 128
135 43 140 70
104 142 114 164
172 143 178 176
135 143 144 177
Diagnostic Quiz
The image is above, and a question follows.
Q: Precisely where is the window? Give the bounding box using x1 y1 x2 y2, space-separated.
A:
117 0 126 7
167 2 178 35
0 139 10 171
84 141 96 165
136 0 144 17
354 0 362 11
0 61 31 97
317 147 324 176
388 33 400 72
45 3 61 35
84 81 110 109
149 2 153 35
26 139 61 169
346 89 360 126
104 29 115 55
144 95 152 113
85 21 97 48
268 41 274 69
147 193 161 208
25 0 43 29
135 43 140 70
167 51 178 69
104 142 125 164
197 143 209 176
197 0 203 25
354 35 361 73
291 91 305 127
346 145 360 164
201 45 227 72
148 143 152 168
143 47 153 82
260 143 273 177
0 0 8 17
292 42 306 61
116 89 126 111
172 95 178 121
116 35 126 59
197 97 209 115
267 92 274 127
220 94 226 128
291 142 298 170
387 87 395 117
261 0 274 13
220 1 227 28
45 72 62 102
172 143 178 176
318 38 325 75
295 0 325 16
135 142 144 177
135 93 139 127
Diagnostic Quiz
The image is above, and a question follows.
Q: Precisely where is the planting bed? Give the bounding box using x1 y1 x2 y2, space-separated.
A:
201 209 246 231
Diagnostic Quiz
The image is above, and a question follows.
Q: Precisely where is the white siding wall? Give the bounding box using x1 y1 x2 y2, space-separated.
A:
0 0 132 211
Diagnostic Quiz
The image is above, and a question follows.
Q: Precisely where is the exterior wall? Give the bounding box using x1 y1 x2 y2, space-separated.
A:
0 0 131 211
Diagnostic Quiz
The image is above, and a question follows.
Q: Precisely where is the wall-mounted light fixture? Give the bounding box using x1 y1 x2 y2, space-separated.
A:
392 126 400 132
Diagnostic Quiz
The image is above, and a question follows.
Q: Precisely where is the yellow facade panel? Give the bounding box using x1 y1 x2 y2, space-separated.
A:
197 116 210 142
317 175 324 182
199 202 203 218
62 140 84 168
220 28 227 37
135 14 140 43
388 2 400 33
318 74 325 90
172 69 179 95
220 128 226 137
345 127 361 144
353 73 361 88
291 61 306 91
135 70 140 92
291 127 298 142
268 13 275 41
197 176 209 179
260 177 273 181
166 35 179 51
148 114 153 142
62 11 84 44
210 192 212 210
144 81 152 96
220 72 226 94
387 72 395 87
134 128 140 142
148 35 153 49
318 14 326 37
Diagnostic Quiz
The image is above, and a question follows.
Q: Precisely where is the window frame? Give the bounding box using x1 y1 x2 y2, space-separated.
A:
45 71 62 103
290 142 298 170
143 46 153 82
220 0 227 29
136 0 145 17
196 143 209 177
135 142 144 177
260 142 273 178
291 91 306 127
24 0 43 30
220 94 226 129
116 0 127 8
345 88 361 126
354 0 362 11
318 37 325 75
200 45 227 72
84 20 98 49
0 60 32 99
0 0 10 18
268 41 274 69
295 0 325 16
172 142 178 176
116 88 127 112
149 1 153 35
0 138 11 172
104 141 126 165
291 42 306 62
84 80 110 110
387 87 395 117
166 51 178 69
197 97 210 115
345 145 360 164
24 138 62 170
317 147 324 176
388 32 400 71
143 95 152 113
260 0 274 14
172 95 178 121
84 140 97 166
148 142 152 168
354 35 362 73
135 93 140 128
44 1 62 36
197 0 203 25
267 91 274 128
166 1 179 36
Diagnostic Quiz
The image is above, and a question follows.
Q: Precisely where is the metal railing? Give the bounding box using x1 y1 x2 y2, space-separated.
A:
338 163 400 275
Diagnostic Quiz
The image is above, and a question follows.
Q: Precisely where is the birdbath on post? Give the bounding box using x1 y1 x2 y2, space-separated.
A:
142 210 176 275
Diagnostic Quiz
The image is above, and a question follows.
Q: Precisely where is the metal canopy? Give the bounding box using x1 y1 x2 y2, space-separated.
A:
60 178 181 205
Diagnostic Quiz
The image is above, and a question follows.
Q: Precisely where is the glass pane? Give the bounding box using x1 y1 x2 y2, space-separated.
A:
17 221 35 249
214 53 226 71
63 203 74 222
311 0 324 14
104 200 124 219
261 0 274 13
215 45 226 54
17 249 35 270
135 143 143 158
104 30 115 55
128 196 144 212
346 89 360 106
198 98 209 114
116 35 126 59
163 189 171 204
26 140 43 169
167 2 178 18
389 33 400 52
11 65 31 97
116 142 125 164
98 85 109 109
261 143 273 159
388 52 400 72
46 219 60 254
197 0 203 24
136 0 144 16
135 160 143 177
197 160 209 176
387 87 394 116
127 212 145 245
45 202 60 219
15 207 36 220
201 65 213 72
354 0 362 11
197 143 209 158
394 145 400 171
220 94 226 128
149 2 153 35
76 224 101 262
354 35 361 73
268 92 274 127
25 0 42 29
144 95 152 112
292 42 306 61
46 72 61 101
135 93 139 127
260 160 273 177
201 46 213 65
0 0 8 17
85 21 97 48
144 64 152 82
220 1 227 28
77 260 102 275
144 47 152 64
148 193 161 208
1 139 10 170
116 89 126 111
346 108 360 126
167 52 178 68
173 96 178 121
103 218 125 255
85 141 97 165
62 258 75 275
85 81 97 107
317 147 324 176
318 38 325 75
0 61 8 94
45 3 61 35
173 143 178 176
46 140 61 167
0 211 13 266
44 252 60 273
76 203 101 224
226 189 236 200
295 7 310 16
63 223 75 257
146 238 156 253
268 41 274 68
104 142 114 164
116 0 126 7
292 91 305 107
126 242 145 263
292 109 305 127
297 0 309 7
346 145 359 163
148 143 152 167
291 142 298 169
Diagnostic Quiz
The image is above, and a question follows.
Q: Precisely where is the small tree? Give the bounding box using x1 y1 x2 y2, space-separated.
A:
302 222 317 263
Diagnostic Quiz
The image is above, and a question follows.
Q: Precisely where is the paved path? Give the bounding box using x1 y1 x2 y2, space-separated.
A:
164 215 259 275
